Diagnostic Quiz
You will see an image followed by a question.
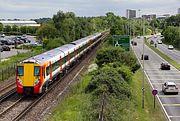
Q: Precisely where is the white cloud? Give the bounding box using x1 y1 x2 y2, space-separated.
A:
0 0 179 19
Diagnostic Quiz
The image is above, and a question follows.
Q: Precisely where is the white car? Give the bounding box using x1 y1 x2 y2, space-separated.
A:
157 40 162 44
162 82 178 94
168 45 174 50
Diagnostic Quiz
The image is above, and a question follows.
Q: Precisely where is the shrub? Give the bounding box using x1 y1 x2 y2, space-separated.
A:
85 66 131 98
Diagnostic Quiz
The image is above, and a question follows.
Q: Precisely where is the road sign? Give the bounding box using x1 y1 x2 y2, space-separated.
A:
152 89 158 95
152 89 158 108
112 35 130 51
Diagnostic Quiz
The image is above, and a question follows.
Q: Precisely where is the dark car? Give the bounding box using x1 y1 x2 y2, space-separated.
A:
141 54 149 60
161 62 170 70
133 42 137 46
2 45 11 51
0 38 12 45
0 41 4 45
0 46 3 52
150 40 154 44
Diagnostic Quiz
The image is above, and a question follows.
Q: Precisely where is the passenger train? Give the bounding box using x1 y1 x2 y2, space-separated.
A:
16 32 103 94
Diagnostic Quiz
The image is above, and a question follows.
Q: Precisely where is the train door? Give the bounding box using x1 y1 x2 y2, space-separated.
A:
23 64 34 86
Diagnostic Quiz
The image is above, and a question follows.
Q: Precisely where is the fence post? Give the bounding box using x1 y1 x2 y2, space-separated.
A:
1 70 3 81
2 69 3 81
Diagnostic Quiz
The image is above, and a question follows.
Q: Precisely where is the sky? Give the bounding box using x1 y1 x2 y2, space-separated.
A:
0 0 179 19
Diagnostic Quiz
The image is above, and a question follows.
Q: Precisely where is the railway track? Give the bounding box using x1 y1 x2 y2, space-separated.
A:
0 88 16 103
0 32 109 121
0 80 16 103
0 82 15 94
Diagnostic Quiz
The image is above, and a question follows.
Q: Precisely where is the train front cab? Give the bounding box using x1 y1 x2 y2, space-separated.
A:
16 63 42 95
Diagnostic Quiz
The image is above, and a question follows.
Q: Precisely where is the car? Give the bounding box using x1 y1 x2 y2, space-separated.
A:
160 62 170 70
141 54 149 60
0 34 5 38
0 46 3 52
168 45 174 50
0 38 10 45
133 42 137 46
131 41 134 44
162 82 178 94
2 45 11 51
150 40 154 44
157 40 162 44
30 42 38 47
0 41 4 45
131 41 137 46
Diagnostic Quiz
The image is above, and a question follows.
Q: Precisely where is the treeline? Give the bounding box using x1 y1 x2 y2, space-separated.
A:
149 14 180 48
161 14 180 48
0 23 37 35
0 10 151 50
36 11 108 50
36 11 150 50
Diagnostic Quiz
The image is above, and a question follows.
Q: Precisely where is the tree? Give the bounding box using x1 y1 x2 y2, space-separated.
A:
12 25 18 32
0 23 3 32
61 18 76 42
36 23 58 39
20 26 27 34
52 10 66 33
4 25 11 33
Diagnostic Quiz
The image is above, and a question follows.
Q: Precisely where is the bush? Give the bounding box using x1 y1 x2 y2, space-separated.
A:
95 47 125 67
45 37 66 50
96 47 139 72
85 66 131 98
116 66 133 83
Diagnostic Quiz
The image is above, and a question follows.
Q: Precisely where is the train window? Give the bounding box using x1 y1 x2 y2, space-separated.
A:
17 66 24 76
46 66 50 76
34 66 40 76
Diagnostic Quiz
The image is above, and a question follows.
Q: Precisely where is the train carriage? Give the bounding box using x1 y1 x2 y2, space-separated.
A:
16 32 102 95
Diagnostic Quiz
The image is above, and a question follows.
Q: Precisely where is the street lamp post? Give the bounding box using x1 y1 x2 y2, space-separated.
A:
139 9 145 109
179 23 180 48
142 19 145 109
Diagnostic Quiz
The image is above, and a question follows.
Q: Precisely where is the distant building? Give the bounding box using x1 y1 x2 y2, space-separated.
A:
157 14 170 20
0 20 40 27
126 9 136 19
142 14 156 20
178 8 180 14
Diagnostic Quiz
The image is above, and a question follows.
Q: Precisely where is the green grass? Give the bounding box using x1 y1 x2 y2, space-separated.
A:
145 40 180 70
0 47 43 69
48 73 93 121
48 68 166 121
129 69 166 121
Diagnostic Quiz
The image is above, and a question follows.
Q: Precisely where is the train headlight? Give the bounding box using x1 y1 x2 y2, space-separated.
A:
17 78 23 86
34 79 40 86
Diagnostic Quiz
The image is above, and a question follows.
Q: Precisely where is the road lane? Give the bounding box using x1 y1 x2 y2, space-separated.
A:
149 36 180 64
132 37 180 121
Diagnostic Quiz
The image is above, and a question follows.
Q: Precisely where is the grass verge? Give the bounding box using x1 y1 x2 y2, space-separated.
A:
129 69 166 121
48 73 92 121
145 40 180 70
48 68 166 121
0 47 43 69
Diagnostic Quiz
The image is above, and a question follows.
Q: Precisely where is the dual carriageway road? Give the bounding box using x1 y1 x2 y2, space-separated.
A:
132 37 180 121
151 36 180 64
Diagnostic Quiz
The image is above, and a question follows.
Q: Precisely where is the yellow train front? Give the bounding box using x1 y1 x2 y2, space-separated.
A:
16 62 43 94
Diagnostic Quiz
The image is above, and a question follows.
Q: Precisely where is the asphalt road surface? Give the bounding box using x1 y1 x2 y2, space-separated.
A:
150 36 180 64
132 37 180 121
0 48 29 61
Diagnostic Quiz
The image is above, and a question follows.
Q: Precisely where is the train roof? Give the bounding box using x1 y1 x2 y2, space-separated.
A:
71 33 101 46
22 32 102 65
